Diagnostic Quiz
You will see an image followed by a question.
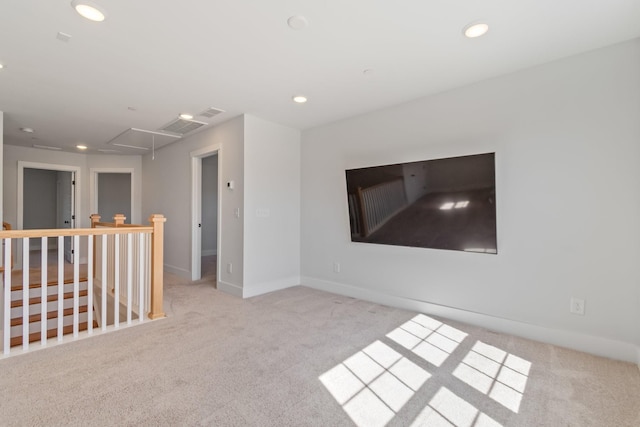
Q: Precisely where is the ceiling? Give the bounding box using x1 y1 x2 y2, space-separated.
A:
1 0 639 155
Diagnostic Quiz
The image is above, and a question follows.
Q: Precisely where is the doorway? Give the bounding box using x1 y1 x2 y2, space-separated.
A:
191 146 221 282
201 155 218 279
17 162 81 269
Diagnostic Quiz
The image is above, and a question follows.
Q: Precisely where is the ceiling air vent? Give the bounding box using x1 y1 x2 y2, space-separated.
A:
198 107 225 119
160 118 207 135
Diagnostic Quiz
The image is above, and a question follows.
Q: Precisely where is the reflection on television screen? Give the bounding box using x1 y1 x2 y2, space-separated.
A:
345 153 497 254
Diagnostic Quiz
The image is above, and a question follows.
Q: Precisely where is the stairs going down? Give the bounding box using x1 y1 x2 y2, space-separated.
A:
8 273 96 348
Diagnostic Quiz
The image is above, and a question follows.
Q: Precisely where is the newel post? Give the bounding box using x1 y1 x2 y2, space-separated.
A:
90 214 101 228
148 214 166 319
113 214 126 226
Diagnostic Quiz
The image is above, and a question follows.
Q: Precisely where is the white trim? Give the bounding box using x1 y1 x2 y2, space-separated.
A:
164 263 191 279
89 167 136 223
190 145 222 282
302 276 640 364
17 161 82 269
217 280 243 298
242 276 301 299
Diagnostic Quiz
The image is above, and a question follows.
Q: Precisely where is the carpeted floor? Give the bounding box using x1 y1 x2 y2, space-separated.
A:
0 272 638 426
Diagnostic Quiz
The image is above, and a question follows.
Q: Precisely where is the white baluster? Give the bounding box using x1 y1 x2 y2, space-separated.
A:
87 235 93 335
101 235 107 331
138 233 145 323
114 234 119 328
3 238 12 354
22 237 29 349
126 233 133 325
57 236 64 342
73 235 80 338
40 237 47 345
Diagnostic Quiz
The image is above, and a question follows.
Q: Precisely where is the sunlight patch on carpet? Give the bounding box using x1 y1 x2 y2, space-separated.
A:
320 340 430 427
453 341 531 413
386 314 468 367
411 387 503 427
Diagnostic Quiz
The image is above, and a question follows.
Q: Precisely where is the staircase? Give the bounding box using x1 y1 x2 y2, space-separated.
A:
8 270 95 348
1 214 166 356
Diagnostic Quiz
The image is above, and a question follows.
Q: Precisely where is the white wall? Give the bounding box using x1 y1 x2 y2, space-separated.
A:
301 39 640 362
0 111 3 226
142 116 244 288
243 115 301 297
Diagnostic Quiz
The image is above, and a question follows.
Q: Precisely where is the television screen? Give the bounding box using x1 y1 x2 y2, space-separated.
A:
345 153 497 254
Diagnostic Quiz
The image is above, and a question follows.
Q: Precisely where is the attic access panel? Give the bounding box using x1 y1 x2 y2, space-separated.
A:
107 128 181 152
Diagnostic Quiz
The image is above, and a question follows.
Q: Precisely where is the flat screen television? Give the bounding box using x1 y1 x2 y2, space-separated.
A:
345 152 497 254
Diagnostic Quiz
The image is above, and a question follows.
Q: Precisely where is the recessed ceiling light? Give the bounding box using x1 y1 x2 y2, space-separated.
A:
287 15 308 30
179 113 194 120
292 95 307 104
76 144 88 150
20 127 35 133
463 23 489 38
0 63 4 70
71 0 107 22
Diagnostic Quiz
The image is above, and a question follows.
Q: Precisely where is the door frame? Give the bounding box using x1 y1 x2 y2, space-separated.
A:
17 161 81 269
90 168 136 224
190 145 222 281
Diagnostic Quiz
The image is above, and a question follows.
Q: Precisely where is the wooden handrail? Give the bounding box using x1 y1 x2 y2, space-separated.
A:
0 227 153 238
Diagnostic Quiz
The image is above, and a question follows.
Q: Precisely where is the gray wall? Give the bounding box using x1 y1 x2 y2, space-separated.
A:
142 116 245 289
201 155 218 255
98 173 131 223
300 39 640 362
23 168 58 230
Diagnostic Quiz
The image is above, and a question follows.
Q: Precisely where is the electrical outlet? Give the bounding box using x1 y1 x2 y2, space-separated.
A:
570 297 585 315
333 262 341 273
226 263 232 274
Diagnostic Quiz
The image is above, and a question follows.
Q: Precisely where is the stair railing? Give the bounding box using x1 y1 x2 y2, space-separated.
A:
0 214 165 356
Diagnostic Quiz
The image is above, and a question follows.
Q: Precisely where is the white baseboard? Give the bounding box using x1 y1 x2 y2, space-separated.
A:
243 276 301 299
218 280 243 298
302 276 640 364
201 249 217 256
164 264 190 279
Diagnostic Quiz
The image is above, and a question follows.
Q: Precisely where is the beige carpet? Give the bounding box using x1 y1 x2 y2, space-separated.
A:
0 272 639 426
